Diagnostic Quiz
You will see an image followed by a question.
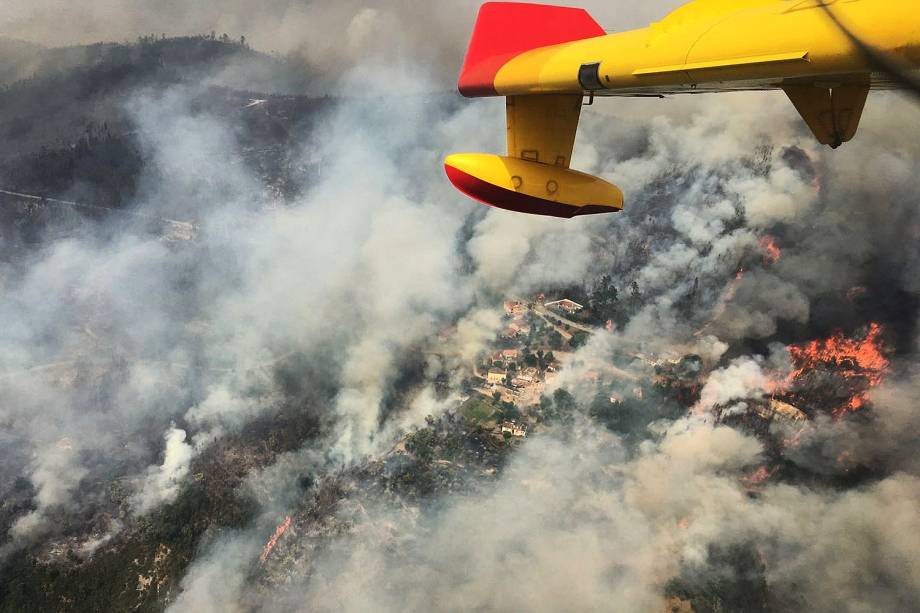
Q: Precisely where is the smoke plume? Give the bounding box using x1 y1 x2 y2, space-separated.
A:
1 1 919 611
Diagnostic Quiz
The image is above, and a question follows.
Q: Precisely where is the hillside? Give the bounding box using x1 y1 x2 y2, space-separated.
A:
0 36 336 250
2 18 919 613
0 37 46 85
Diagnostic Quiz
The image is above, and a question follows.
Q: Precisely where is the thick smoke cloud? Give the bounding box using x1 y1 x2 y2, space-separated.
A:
2 0 919 610
0 61 623 547
132 427 195 514
695 357 772 415
159 81 920 611
174 378 920 613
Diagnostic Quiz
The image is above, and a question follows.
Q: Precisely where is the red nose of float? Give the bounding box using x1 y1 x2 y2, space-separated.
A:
444 153 623 219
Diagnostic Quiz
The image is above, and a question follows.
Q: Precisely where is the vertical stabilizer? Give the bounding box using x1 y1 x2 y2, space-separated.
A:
458 2 605 97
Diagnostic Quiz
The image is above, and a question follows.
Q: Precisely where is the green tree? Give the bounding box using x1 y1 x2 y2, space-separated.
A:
553 388 577 413
589 274 621 325
406 428 438 462
628 281 643 315
549 331 564 350
570 331 590 348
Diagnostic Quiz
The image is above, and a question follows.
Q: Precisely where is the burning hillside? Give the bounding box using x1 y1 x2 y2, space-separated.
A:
260 516 291 565
780 323 890 417
1 7 920 612
759 236 782 265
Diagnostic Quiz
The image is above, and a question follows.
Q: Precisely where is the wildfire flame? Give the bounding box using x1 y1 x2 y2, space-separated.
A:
759 236 781 265
260 515 292 565
741 465 778 488
837 450 853 469
783 323 889 416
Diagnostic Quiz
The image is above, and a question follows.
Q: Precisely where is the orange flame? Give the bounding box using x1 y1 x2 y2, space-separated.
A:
812 164 824 197
723 268 746 304
741 465 778 488
837 450 853 467
759 236 781 265
260 515 291 564
784 323 889 416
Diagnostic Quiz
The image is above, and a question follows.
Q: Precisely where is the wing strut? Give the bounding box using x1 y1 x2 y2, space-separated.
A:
506 94 582 167
445 94 622 218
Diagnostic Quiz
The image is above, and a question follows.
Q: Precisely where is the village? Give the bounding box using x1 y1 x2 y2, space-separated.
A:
431 289 816 449
458 294 594 440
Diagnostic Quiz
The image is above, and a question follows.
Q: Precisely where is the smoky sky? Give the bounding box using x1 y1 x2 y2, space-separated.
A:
0 0 686 87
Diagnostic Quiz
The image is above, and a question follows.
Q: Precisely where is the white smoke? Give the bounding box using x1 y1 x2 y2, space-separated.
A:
177 375 920 612
132 427 195 514
2 1 920 610
10 441 88 539
694 357 772 415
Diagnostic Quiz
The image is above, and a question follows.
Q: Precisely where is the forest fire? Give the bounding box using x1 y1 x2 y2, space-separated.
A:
782 323 889 417
741 466 779 489
759 236 781 265
259 516 292 565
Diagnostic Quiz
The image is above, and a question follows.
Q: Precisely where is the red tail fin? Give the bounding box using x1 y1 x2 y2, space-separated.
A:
458 2 605 97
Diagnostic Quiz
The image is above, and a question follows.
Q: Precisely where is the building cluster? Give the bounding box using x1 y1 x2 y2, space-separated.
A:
483 346 555 405
431 294 595 442
472 296 585 415
502 300 532 338
543 298 584 314
500 420 528 438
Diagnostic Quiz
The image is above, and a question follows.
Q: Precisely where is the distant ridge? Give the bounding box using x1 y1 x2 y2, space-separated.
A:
0 37 47 85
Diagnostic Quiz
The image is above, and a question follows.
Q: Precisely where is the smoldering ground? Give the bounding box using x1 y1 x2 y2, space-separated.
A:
1 1 919 611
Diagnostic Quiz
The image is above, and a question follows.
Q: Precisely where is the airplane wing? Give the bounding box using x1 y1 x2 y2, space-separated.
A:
445 1 920 217
447 3 621 219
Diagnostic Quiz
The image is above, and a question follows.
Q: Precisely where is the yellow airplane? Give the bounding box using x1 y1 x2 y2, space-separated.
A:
445 0 920 218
